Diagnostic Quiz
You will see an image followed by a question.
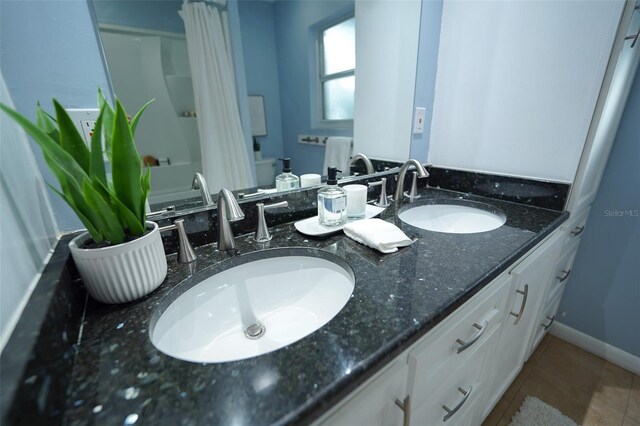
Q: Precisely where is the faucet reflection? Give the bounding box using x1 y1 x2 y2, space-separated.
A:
192 172 214 207
348 153 375 175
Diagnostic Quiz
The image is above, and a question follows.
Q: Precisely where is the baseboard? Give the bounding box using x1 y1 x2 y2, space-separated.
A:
550 321 640 375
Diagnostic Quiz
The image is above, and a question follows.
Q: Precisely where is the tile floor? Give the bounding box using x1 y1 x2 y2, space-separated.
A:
483 334 640 426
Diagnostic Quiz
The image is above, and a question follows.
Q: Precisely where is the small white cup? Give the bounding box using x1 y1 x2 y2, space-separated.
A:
344 184 368 218
300 173 322 188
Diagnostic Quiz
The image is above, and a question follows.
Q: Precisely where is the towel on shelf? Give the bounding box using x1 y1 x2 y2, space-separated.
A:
322 136 353 176
343 219 413 254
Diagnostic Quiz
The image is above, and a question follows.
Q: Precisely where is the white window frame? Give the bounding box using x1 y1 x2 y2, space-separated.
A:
312 14 355 130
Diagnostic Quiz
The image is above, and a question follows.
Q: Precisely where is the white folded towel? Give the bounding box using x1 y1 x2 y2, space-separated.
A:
322 136 353 175
343 219 413 254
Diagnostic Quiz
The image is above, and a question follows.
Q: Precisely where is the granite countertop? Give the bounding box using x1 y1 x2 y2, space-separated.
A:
63 187 568 426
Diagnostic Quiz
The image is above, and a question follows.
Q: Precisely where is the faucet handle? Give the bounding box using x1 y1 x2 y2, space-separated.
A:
368 178 390 207
255 201 288 242
159 218 197 263
404 171 421 202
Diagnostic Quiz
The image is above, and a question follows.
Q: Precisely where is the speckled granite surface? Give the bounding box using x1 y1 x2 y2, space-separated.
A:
43 187 568 426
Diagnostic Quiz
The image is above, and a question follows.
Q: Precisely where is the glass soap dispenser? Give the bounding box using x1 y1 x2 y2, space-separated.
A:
275 158 300 191
318 166 347 227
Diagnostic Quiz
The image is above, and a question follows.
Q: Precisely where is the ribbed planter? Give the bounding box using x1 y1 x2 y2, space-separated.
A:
69 221 168 304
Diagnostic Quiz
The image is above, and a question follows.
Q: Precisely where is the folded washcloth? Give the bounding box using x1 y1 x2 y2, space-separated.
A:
343 219 413 253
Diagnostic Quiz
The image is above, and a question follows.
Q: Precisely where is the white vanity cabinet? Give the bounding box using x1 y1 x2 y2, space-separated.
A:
483 233 563 416
317 359 408 426
314 231 565 426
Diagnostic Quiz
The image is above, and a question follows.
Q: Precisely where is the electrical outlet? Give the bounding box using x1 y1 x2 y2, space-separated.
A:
65 108 100 147
413 107 426 134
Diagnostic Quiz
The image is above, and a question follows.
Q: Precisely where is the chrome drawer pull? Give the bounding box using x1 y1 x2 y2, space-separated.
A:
442 385 473 422
570 225 585 236
455 320 489 354
394 395 411 426
542 315 556 331
509 284 529 325
557 269 572 283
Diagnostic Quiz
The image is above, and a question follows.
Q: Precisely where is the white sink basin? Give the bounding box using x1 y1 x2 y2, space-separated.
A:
399 201 506 234
150 250 354 363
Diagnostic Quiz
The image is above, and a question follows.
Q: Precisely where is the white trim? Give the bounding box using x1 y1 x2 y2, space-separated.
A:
0 247 56 353
550 321 640 375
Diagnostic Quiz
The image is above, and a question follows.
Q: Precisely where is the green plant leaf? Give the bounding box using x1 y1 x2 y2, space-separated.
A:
53 99 91 174
92 178 145 236
111 100 145 227
36 103 59 143
82 179 125 244
140 166 151 222
48 183 103 242
89 108 108 188
1 103 90 188
98 89 114 162
130 98 154 136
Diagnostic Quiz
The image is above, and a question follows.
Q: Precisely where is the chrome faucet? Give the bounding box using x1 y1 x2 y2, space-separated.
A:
192 172 214 207
394 160 429 203
217 188 245 251
159 219 197 263
348 153 375 175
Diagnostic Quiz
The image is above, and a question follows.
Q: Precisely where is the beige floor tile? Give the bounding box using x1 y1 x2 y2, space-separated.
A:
624 416 640 426
628 375 640 421
533 337 633 414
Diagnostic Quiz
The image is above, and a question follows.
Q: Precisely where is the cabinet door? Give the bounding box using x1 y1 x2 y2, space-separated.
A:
317 360 408 426
485 233 563 414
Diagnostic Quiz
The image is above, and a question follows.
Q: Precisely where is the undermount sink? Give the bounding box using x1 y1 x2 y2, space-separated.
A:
399 200 507 234
150 249 354 363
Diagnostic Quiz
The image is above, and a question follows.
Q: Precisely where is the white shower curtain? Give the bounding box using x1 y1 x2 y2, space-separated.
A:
179 1 253 192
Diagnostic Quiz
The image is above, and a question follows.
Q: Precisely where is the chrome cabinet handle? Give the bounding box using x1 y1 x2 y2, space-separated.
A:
570 225 585 236
442 385 473 422
394 395 411 426
626 27 640 48
557 269 572 283
510 284 529 325
542 315 556 331
455 320 489 354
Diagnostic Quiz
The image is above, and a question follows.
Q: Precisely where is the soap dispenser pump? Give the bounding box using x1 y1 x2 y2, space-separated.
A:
317 166 347 227
275 158 300 191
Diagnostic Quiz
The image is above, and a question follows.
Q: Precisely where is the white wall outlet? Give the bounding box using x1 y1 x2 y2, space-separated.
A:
413 107 426 134
65 108 100 147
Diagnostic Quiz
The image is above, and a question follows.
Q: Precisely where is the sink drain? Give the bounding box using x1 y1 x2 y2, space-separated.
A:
244 322 266 340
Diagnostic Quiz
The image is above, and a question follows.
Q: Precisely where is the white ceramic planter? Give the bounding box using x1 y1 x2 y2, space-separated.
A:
69 221 168 304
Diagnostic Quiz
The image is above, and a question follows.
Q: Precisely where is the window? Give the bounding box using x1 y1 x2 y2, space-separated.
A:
318 16 355 124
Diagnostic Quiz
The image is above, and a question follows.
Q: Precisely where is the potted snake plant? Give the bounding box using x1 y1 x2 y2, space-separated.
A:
0 90 167 304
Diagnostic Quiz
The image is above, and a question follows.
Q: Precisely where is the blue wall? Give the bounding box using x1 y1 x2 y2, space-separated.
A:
237 1 285 162
273 0 354 176
0 0 111 232
558 68 640 357
411 0 443 163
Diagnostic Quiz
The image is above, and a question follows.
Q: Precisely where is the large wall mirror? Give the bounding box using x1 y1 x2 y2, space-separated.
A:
90 0 422 209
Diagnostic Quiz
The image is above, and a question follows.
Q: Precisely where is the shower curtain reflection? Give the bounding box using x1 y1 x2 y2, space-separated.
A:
179 1 253 193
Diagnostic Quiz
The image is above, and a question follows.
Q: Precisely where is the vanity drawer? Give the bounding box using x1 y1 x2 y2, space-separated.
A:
407 274 511 408
410 326 499 426
561 207 590 248
545 237 580 307
529 291 563 355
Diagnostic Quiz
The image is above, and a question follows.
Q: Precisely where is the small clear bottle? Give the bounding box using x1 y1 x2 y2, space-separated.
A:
318 167 347 227
275 158 300 191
